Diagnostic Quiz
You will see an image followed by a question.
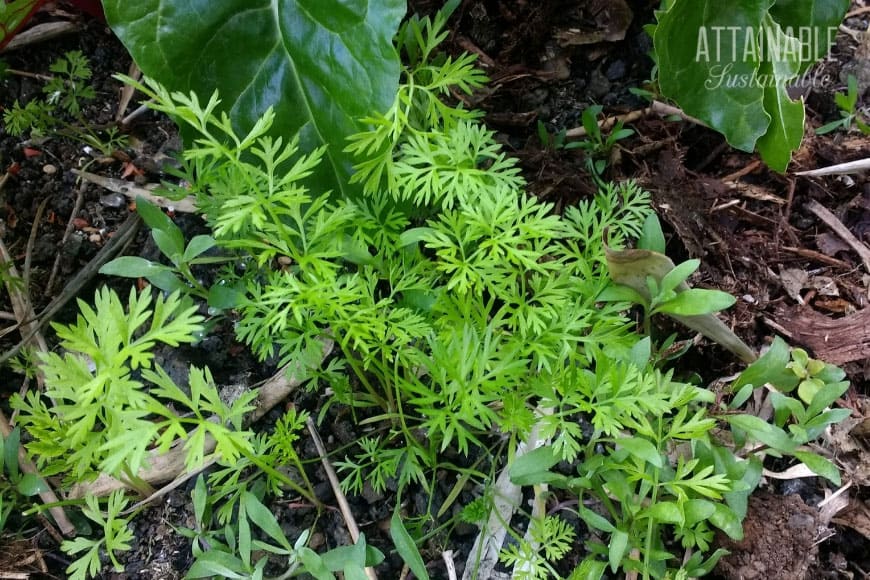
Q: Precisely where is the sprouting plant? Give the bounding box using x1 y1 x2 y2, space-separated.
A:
0 426 48 533
499 514 577 580
60 490 134 580
2 50 126 155
563 105 635 176
181 475 383 579
815 74 870 135
100 196 224 301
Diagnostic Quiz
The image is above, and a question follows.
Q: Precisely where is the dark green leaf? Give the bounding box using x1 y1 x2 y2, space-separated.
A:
578 506 615 533
99 256 172 279
683 499 716 526
614 437 663 468
608 528 629 572
726 414 797 452
733 336 797 393
182 235 217 262
390 509 429 580
4 427 19 481
709 503 743 540
186 551 248 579
645 501 683 525
104 0 405 196
509 446 567 486
792 450 840 485
243 491 293 551
134 196 184 260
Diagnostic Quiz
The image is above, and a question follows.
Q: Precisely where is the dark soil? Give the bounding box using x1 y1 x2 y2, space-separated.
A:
2 1 870 579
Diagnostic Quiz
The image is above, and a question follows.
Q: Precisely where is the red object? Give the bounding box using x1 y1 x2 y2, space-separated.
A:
23 147 41 157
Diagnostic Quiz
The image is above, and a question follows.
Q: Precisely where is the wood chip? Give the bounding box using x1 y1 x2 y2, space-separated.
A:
806 199 870 274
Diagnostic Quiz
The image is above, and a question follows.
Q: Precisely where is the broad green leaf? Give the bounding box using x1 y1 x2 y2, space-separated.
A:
103 0 405 196
654 0 847 171
732 335 797 393
613 437 663 468
638 213 666 253
710 503 744 540
578 506 615 533
659 259 699 296
769 0 850 69
655 289 736 316
298 547 334 580
645 501 684 525
0 0 42 50
183 235 217 262
726 413 797 452
16 472 49 496
509 446 568 486
608 528 629 572
606 246 756 362
792 450 840 485
99 256 172 279
4 427 19 481
134 196 184 260
186 551 248 579
683 499 717 526
390 509 429 580
243 492 294 551
655 0 773 153
754 15 805 171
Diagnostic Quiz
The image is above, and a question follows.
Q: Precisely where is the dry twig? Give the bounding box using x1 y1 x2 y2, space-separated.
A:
306 415 378 580
806 199 870 273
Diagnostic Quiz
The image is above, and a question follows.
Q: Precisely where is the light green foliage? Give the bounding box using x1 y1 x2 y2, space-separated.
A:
11 287 255 482
511 351 740 579
61 491 133 580
653 0 849 171
499 515 577 580
205 408 317 526
2 50 126 155
121 10 653 507
4 50 93 134
816 75 870 135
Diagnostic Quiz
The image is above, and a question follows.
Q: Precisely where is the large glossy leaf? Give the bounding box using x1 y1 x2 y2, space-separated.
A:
654 0 848 171
103 0 405 196
655 0 773 153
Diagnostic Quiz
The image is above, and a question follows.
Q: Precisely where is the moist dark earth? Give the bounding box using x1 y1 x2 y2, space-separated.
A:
2 1 870 578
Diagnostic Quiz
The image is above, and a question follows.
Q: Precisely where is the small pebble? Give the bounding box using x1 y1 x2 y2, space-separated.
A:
100 193 127 208
42 164 57 175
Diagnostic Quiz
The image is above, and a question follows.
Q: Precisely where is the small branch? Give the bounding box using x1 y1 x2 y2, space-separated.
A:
796 157 870 176
805 199 870 273
306 416 378 580
2 21 79 52
73 169 198 213
564 100 707 139
46 182 85 295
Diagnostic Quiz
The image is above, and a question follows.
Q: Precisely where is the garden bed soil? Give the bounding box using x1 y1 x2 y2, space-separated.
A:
1 1 870 578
